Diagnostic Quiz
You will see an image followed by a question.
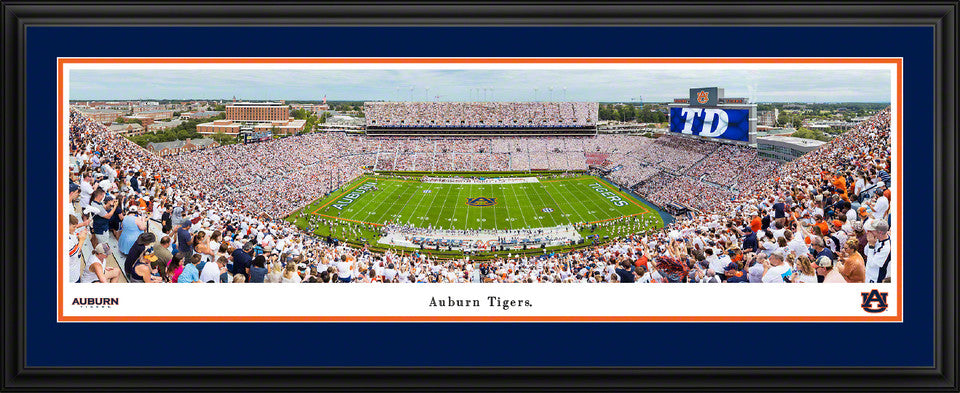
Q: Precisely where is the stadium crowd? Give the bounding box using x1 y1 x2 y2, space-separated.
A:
366 102 598 128
66 106 892 284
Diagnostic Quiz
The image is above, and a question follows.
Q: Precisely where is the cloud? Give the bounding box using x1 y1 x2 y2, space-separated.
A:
70 68 892 102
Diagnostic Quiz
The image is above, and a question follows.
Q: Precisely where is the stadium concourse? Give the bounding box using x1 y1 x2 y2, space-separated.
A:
66 106 892 284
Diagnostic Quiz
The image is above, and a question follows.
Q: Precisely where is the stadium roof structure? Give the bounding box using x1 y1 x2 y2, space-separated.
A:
106 123 143 132
757 135 827 147
76 108 125 114
228 102 285 106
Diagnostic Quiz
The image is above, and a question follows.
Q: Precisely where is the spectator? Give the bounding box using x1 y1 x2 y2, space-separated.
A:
615 260 635 283
175 220 194 259
87 188 118 248
178 254 202 283
836 238 866 283
166 253 186 283
129 245 159 283
816 255 846 283
153 236 174 267
231 241 254 282
265 262 283 283
117 206 148 256
66 215 88 284
864 219 892 283
791 255 818 283
761 252 792 283
281 262 302 283
200 255 226 283
335 254 354 283
124 232 156 280
249 255 268 283
81 243 121 283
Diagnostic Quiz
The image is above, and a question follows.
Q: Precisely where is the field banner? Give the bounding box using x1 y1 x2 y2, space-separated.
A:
669 107 750 142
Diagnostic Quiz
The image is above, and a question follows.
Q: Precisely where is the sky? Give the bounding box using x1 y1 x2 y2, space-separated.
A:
70 68 891 103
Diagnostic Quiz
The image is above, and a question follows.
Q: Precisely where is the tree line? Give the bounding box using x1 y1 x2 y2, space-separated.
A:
124 113 235 147
290 108 329 133
598 104 667 123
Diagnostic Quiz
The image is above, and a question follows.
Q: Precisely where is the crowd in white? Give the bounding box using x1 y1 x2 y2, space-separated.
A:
366 102 598 128
65 106 892 284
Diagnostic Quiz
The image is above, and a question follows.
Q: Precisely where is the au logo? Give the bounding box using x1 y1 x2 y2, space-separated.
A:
860 289 889 313
697 90 710 104
466 197 497 207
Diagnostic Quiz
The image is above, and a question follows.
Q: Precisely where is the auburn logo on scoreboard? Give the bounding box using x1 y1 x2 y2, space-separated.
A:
697 90 710 104
466 197 497 207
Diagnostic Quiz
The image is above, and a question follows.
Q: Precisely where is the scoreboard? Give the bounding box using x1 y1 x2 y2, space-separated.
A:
668 87 757 145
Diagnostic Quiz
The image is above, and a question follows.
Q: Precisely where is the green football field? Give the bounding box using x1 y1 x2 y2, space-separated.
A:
289 175 663 237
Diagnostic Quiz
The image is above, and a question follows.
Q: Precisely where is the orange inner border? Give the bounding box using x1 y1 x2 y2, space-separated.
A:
57 58 903 322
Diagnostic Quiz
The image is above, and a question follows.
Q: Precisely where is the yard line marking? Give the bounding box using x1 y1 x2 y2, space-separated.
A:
369 180 415 225
528 180 562 228
567 176 659 227
312 176 369 214
456 180 469 230
507 180 535 229
566 177 633 224
592 177 651 214
408 181 435 227
428 181 447 229
356 180 403 225
542 178 589 226
490 183 502 230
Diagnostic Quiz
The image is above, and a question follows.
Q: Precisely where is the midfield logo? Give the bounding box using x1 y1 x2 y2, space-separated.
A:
466 197 497 207
697 90 710 104
860 289 889 313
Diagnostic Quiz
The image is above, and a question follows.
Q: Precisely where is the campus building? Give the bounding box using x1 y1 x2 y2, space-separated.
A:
75 108 126 124
226 102 289 121
124 109 174 121
290 103 330 117
146 138 219 157
179 111 223 120
756 135 825 162
147 119 183 133
106 123 146 136
198 102 305 137
758 108 779 127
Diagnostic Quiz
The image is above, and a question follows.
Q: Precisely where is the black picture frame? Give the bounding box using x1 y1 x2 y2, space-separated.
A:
2 1 956 391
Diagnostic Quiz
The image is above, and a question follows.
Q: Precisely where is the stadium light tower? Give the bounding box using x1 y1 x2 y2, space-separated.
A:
425 87 430 101
563 87 567 100
534 88 539 101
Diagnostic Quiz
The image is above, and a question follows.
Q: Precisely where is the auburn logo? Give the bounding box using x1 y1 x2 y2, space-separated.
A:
860 289 889 313
697 90 710 104
466 197 497 207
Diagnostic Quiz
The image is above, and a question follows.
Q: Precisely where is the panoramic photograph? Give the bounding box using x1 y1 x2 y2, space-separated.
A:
64 64 894 287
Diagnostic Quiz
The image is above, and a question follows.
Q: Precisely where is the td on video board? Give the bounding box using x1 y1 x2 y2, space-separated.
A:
668 107 751 142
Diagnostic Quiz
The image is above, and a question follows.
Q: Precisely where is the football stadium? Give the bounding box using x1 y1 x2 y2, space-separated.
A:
66 88 894 284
